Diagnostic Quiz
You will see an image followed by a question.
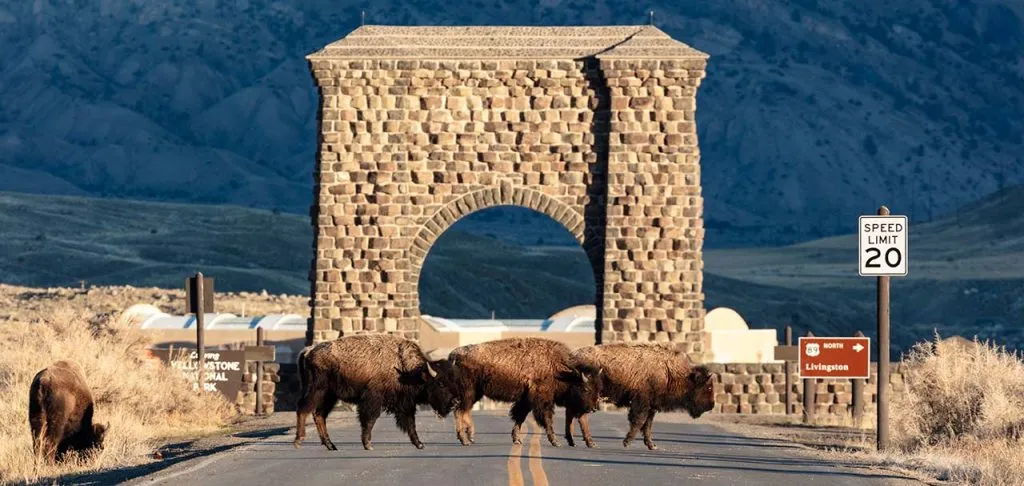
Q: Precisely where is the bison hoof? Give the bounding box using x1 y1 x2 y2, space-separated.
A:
566 439 576 447
585 441 597 448
414 442 425 449
622 439 632 448
645 443 658 450
325 443 338 451
548 440 561 447
293 440 302 449
512 438 522 445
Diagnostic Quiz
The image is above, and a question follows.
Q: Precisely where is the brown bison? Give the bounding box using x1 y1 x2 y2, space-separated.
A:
566 343 715 449
293 334 459 451
447 337 602 447
29 360 108 463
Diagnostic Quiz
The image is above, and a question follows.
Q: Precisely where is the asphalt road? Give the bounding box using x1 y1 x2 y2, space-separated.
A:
129 411 923 486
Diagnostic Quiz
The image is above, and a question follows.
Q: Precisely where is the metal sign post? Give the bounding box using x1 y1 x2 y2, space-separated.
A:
858 205 908 451
189 273 207 394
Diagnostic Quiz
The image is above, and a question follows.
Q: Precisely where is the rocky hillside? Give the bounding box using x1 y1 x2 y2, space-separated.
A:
1 0 1021 247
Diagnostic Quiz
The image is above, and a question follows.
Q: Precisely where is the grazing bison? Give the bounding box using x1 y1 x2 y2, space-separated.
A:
293 334 459 451
448 337 601 447
566 343 715 449
29 360 108 463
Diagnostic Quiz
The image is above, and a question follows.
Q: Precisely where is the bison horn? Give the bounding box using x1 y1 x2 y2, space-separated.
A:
425 361 438 378
581 371 589 383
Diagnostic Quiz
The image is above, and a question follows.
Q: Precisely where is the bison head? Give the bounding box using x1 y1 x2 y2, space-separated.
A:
90 422 108 449
682 366 716 418
423 359 459 418
557 365 603 413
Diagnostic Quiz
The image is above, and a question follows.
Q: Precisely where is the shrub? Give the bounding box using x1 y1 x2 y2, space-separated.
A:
890 333 1024 484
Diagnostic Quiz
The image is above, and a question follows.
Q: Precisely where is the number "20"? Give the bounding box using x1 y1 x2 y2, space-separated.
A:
865 248 902 268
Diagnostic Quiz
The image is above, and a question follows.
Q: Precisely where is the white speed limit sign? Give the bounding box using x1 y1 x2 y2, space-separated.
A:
858 215 908 276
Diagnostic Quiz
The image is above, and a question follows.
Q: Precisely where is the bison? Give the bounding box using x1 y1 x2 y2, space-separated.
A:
293 334 459 451
566 343 715 449
29 360 108 463
447 337 602 447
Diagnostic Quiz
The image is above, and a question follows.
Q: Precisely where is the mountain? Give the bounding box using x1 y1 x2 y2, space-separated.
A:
4 185 1024 357
0 0 1021 247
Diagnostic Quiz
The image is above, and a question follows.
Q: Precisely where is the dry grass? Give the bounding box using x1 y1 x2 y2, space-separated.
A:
0 308 236 485
829 334 1024 485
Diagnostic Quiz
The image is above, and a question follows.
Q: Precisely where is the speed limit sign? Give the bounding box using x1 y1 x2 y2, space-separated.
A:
858 215 908 276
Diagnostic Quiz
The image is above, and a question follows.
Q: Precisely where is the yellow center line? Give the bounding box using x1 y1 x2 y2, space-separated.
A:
527 420 550 486
508 436 524 486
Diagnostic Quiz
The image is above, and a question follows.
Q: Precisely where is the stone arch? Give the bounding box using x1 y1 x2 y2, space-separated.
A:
407 185 590 287
305 25 711 362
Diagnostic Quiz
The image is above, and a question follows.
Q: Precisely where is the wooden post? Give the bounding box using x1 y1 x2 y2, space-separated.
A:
194 273 206 394
877 204 892 451
784 326 793 415
802 330 815 424
255 327 265 416
852 330 866 427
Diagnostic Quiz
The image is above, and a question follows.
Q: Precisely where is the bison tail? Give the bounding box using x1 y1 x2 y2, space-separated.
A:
295 346 314 407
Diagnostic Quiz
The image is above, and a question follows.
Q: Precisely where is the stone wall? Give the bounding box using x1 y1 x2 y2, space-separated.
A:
705 362 908 417
307 51 709 359
234 361 280 415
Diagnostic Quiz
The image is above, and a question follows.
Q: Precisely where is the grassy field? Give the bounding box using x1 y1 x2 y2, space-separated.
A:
2 187 1022 357
0 309 234 484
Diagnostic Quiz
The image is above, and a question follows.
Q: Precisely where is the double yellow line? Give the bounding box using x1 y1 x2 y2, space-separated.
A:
507 421 549 486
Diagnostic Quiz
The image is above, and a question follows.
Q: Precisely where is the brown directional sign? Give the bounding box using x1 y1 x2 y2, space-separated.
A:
185 276 215 314
774 345 799 361
798 337 871 379
243 345 276 362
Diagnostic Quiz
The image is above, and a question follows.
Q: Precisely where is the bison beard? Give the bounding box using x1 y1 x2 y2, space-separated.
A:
29 360 108 463
293 334 458 451
566 343 716 450
447 337 601 447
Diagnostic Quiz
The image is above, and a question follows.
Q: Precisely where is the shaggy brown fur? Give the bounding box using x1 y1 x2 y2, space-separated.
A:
293 334 459 451
29 360 108 463
567 343 715 450
447 337 601 447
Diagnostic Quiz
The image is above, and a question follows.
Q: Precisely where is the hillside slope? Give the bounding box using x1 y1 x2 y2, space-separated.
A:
4 188 1023 356
1 0 1021 246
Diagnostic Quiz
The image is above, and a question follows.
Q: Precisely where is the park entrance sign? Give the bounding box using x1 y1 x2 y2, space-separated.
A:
858 214 908 276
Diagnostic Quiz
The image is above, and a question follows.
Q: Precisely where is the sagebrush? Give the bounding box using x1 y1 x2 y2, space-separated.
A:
0 308 235 484
888 333 1024 485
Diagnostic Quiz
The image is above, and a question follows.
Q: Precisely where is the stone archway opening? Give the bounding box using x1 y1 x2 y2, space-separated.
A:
417 204 598 320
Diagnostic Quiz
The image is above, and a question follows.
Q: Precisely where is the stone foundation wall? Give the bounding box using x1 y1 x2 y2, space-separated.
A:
705 362 908 417
234 362 280 415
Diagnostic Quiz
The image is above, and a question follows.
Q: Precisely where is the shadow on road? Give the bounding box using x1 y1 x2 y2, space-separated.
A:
257 451 915 481
45 443 243 486
46 427 293 485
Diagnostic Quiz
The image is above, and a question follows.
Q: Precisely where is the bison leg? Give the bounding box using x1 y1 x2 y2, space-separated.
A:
531 401 560 447
564 411 576 447
622 401 650 448
395 406 424 449
642 409 658 450
579 412 597 448
294 388 323 448
509 397 531 445
42 420 65 464
313 392 339 451
357 401 382 451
